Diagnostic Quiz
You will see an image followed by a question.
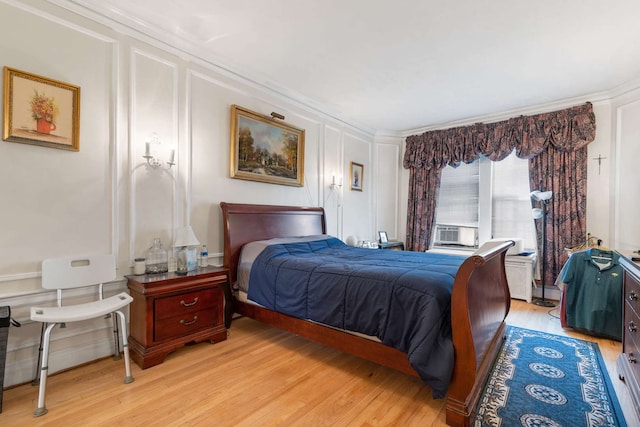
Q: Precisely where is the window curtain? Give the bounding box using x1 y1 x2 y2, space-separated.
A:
529 143 588 288
403 102 595 285
406 166 443 252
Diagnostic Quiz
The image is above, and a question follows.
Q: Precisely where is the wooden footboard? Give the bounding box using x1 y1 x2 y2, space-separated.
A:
220 202 513 427
446 240 513 426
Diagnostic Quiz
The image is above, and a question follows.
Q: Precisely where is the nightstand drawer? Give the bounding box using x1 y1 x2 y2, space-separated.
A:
154 288 217 320
154 307 218 341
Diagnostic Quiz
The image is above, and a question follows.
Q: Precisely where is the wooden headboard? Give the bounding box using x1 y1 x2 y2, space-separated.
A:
220 202 327 283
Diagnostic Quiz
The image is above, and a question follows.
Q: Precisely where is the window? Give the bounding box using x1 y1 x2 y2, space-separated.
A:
433 161 479 249
433 152 535 250
491 153 536 249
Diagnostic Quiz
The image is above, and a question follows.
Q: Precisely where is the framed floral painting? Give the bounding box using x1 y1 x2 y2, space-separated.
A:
3 67 80 151
230 105 305 187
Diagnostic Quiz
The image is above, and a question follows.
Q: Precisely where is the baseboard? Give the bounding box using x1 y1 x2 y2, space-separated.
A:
531 285 561 302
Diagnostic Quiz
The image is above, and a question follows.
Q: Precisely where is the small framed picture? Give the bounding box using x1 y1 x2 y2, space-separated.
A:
3 67 80 151
350 161 363 191
378 231 388 243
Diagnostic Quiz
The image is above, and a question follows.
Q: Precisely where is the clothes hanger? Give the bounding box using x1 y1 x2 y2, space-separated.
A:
590 248 613 261
566 233 611 254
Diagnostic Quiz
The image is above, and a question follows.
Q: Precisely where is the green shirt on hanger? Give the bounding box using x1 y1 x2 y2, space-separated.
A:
562 248 623 341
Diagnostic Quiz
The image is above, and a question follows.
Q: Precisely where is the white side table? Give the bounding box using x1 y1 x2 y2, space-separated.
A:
504 253 536 303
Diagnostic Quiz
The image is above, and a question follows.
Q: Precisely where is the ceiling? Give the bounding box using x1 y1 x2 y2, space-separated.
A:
64 0 640 133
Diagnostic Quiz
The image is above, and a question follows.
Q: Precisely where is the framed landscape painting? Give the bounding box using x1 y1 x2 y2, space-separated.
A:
230 105 305 187
3 67 80 151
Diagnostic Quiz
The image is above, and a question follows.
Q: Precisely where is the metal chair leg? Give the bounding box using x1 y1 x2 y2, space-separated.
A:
34 323 56 417
111 312 122 360
31 322 46 386
115 311 134 384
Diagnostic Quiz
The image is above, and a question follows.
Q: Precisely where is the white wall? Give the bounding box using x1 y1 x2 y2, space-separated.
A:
585 101 614 246
612 87 640 253
0 0 395 387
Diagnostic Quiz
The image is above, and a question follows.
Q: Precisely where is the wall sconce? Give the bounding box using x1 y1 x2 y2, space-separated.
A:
142 133 175 170
329 175 342 190
325 175 343 208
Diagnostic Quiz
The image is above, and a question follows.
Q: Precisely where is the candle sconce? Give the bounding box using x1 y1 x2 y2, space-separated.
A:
324 174 343 208
142 133 175 170
329 175 342 190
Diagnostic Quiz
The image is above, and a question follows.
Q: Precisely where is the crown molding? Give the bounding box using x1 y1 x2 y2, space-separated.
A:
48 0 377 137
20 1 640 140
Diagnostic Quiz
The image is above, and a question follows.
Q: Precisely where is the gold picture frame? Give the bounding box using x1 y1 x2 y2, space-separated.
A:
3 67 80 151
230 105 305 187
350 161 364 191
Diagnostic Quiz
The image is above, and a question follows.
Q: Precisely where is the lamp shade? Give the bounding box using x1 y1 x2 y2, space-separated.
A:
530 190 553 201
532 208 544 219
173 226 200 247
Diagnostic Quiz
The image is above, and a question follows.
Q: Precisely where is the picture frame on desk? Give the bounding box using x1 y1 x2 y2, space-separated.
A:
378 231 388 243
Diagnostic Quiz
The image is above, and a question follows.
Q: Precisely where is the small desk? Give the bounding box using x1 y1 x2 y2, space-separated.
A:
379 241 405 251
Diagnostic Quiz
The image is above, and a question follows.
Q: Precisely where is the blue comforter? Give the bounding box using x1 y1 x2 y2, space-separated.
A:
247 237 466 398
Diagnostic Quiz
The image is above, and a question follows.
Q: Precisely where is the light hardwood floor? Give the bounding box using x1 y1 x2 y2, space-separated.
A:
1 300 637 426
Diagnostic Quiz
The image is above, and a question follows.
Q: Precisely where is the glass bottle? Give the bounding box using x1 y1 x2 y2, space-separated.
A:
176 246 189 275
145 237 168 274
200 244 208 267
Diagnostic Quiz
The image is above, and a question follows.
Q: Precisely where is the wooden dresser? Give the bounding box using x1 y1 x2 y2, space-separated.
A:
618 254 640 422
126 266 229 369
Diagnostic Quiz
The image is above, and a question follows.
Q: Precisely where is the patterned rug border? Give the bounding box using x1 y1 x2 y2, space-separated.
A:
475 325 627 427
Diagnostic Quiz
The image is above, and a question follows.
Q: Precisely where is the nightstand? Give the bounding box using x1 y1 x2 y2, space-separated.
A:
504 253 536 303
126 266 229 369
379 241 405 250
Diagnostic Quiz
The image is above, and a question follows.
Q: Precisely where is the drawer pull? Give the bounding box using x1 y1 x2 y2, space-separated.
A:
629 290 638 301
180 297 199 307
180 316 198 326
630 321 638 333
629 353 637 364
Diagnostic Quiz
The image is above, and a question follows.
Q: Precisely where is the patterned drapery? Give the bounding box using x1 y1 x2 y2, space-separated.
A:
405 166 442 253
403 102 596 286
529 145 589 287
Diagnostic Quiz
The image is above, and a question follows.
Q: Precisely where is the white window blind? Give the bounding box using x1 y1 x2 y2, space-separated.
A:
491 152 536 249
436 161 479 228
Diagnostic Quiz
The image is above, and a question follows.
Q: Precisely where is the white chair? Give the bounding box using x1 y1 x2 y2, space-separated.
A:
30 254 134 417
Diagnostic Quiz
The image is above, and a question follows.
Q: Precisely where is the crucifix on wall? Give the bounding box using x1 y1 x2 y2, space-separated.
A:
593 154 607 175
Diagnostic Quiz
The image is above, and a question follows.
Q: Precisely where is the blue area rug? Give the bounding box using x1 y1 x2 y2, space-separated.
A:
475 326 627 427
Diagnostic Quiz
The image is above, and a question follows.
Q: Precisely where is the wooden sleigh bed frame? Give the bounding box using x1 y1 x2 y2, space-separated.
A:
220 202 513 426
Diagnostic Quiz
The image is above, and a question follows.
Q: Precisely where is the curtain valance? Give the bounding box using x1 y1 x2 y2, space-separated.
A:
403 102 596 169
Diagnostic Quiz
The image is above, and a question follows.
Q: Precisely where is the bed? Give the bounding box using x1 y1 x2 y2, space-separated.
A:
220 202 513 427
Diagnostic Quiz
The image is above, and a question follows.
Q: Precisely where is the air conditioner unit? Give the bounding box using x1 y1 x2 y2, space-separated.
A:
434 225 478 248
